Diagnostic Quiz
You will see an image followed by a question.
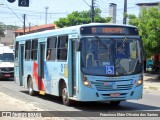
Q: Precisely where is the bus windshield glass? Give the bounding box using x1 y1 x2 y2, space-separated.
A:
81 37 143 76
0 53 14 62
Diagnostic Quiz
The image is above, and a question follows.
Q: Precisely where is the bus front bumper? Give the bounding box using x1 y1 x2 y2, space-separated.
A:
78 85 143 102
0 72 14 79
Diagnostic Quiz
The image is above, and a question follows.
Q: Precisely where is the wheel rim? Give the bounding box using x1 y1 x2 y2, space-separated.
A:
29 86 32 93
29 80 33 94
62 88 68 103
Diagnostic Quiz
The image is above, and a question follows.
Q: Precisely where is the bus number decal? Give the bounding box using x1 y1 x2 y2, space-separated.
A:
91 27 96 33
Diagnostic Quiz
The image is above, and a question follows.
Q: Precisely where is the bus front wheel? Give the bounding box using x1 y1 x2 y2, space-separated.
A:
62 84 72 106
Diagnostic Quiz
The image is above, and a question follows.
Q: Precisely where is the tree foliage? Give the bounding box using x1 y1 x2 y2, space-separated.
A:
128 6 160 58
54 8 111 28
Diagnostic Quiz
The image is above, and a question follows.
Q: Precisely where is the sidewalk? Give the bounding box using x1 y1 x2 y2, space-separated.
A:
143 73 160 93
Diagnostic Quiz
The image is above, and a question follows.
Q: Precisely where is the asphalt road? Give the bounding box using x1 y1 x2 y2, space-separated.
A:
0 79 160 120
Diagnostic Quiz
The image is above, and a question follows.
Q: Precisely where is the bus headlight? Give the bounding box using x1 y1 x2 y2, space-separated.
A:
137 79 143 86
82 74 91 88
137 75 143 86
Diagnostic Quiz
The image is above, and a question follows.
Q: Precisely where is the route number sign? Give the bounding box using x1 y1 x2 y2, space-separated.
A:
18 0 29 7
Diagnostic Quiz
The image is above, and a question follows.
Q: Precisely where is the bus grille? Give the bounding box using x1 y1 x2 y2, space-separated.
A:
91 80 133 91
0 68 14 72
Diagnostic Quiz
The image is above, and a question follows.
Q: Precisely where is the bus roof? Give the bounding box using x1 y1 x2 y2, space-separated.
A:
16 23 138 41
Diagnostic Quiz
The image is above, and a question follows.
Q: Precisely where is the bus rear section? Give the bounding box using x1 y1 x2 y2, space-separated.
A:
0 47 14 79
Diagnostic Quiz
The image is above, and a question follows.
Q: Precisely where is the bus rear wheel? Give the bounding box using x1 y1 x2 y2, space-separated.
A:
28 77 36 96
62 84 72 106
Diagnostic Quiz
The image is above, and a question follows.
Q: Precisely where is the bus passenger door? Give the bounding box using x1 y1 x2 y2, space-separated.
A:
71 40 77 96
19 44 24 86
38 42 45 91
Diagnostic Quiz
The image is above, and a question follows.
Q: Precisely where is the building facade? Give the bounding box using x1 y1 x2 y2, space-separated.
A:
109 3 117 24
136 2 160 12
15 23 55 37
0 30 15 46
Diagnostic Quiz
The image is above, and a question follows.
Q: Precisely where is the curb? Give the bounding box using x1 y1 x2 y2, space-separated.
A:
143 85 159 91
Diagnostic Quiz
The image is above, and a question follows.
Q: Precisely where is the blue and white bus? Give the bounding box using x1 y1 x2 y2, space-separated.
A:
15 23 144 105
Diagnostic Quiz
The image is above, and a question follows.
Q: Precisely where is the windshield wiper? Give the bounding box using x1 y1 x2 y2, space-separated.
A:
116 36 127 51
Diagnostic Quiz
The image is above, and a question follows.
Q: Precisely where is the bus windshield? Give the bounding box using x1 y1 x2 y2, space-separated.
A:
81 37 143 76
0 53 14 62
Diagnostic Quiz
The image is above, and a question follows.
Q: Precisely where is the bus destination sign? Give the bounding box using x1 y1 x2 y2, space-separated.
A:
80 26 138 36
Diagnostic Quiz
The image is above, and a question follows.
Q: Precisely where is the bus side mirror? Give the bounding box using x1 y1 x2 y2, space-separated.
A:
75 41 81 51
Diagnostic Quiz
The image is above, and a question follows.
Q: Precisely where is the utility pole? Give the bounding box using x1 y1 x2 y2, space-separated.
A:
45 6 49 24
123 0 127 24
29 23 31 33
91 0 95 23
23 14 26 35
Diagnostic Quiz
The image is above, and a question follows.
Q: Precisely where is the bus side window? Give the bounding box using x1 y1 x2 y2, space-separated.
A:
47 49 51 60
46 37 57 61
59 48 67 60
31 39 38 60
57 35 68 60
25 40 31 60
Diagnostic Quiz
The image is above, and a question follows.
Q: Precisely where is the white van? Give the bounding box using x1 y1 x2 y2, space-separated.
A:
0 46 14 79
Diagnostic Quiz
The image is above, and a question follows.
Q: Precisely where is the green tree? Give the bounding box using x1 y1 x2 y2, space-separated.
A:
54 8 111 28
128 6 160 58
6 25 19 30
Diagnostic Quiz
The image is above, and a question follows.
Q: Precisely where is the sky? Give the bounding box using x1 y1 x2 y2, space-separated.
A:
0 0 160 27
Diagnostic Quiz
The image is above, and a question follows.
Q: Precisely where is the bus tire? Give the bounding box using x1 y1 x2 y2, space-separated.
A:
28 77 36 96
110 101 121 106
62 83 72 106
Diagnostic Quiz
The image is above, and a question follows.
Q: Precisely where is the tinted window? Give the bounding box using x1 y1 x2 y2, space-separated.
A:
25 40 31 60
31 39 38 60
57 36 68 61
46 37 57 61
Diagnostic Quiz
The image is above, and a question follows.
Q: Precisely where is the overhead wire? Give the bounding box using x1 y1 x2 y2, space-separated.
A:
0 6 68 15
0 0 140 26
82 0 90 7
2 1 23 24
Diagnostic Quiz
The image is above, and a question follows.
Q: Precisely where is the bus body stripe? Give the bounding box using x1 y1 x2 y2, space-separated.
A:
33 62 45 90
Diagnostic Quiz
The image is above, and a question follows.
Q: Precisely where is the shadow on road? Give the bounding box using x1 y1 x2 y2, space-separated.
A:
20 90 160 112
72 101 160 112
144 73 160 82
0 78 14 81
20 90 62 104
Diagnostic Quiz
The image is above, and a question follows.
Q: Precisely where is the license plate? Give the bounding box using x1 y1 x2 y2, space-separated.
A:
110 93 120 97
5 74 11 77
